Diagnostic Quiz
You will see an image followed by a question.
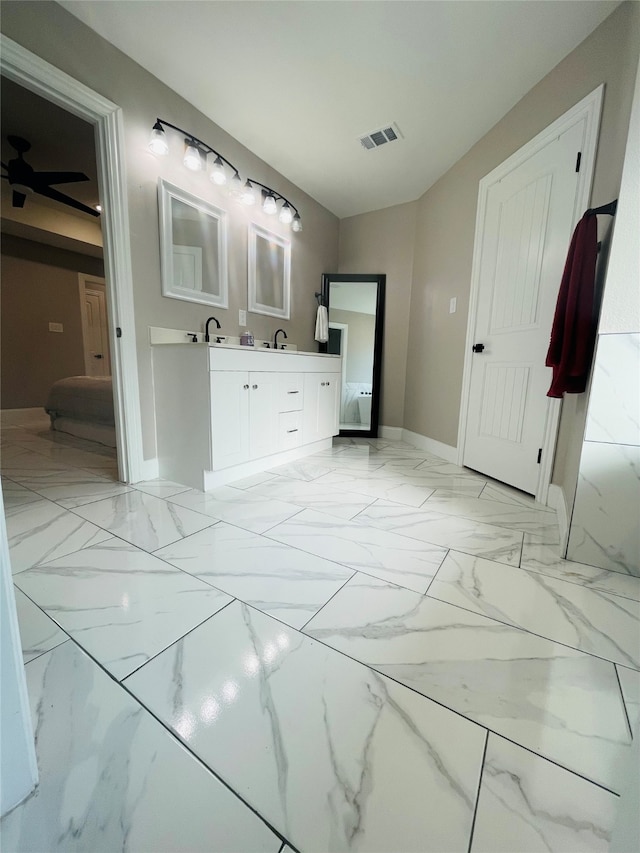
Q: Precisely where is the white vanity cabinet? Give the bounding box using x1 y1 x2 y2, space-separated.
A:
152 344 341 490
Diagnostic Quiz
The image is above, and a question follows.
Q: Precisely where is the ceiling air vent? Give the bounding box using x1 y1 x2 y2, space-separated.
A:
358 122 403 151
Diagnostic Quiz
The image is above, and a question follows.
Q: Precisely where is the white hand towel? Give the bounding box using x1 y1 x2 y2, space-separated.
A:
315 304 329 343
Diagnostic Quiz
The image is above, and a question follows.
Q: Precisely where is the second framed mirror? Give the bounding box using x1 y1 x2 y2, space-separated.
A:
320 273 385 438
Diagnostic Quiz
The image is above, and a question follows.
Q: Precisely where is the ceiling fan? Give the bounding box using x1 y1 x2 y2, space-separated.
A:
1 135 100 217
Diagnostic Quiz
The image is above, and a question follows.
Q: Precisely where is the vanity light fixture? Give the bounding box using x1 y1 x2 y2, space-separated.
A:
246 178 302 232
148 117 241 190
148 118 302 231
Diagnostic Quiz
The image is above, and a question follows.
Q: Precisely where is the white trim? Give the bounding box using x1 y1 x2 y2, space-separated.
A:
1 34 145 484
138 456 160 482
402 429 458 463
547 483 569 556
379 425 403 441
457 86 603 502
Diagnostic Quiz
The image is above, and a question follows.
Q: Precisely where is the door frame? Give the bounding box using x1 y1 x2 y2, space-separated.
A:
78 274 111 375
328 322 349 423
457 85 603 503
1 35 145 484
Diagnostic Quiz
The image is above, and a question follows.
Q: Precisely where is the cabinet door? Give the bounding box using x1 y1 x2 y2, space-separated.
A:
248 372 279 459
210 371 250 469
303 374 339 443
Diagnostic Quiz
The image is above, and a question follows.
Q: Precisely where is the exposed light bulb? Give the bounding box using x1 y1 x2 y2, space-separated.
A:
229 172 243 199
279 203 293 225
183 143 202 171
263 193 277 215
241 181 256 205
94 204 102 213
292 213 302 232
148 126 168 156
210 156 227 186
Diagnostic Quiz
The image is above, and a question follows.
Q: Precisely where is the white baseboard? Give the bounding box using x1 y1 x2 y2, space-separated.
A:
547 484 569 557
401 429 458 463
379 425 403 441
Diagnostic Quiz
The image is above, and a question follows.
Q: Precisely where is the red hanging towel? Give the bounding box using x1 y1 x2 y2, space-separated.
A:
546 212 599 398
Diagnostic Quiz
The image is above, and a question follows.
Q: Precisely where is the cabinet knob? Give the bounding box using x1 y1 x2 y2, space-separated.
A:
320 381 325 386
252 384 258 389
286 428 298 433
326 381 330 386
243 384 249 390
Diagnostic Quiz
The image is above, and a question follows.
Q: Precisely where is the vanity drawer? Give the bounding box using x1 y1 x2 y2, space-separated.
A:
279 411 302 450
278 373 303 412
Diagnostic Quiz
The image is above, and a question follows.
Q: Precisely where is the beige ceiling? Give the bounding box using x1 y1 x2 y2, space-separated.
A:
59 1 619 218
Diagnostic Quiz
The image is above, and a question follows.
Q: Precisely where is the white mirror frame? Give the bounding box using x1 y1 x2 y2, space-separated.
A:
248 223 291 319
158 178 228 308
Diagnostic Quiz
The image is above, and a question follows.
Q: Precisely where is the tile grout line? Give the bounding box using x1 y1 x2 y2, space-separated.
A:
614 663 634 740
466 729 490 853
297 570 358 634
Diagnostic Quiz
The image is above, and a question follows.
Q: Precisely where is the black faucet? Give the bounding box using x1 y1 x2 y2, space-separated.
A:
273 328 288 350
204 316 221 343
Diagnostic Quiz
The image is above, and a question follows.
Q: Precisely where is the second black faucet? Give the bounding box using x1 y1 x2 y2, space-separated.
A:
205 316 221 343
273 329 288 350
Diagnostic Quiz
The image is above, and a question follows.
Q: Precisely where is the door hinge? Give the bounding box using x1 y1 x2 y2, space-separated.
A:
116 327 122 338
575 152 582 173
537 448 542 464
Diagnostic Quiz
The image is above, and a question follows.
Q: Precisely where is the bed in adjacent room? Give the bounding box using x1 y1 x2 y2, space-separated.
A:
44 375 116 447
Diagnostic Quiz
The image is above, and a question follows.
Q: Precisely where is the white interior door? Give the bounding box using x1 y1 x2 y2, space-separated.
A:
79 276 111 376
463 121 585 494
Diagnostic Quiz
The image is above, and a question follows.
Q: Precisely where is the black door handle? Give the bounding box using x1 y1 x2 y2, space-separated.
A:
472 343 485 353
94 354 103 359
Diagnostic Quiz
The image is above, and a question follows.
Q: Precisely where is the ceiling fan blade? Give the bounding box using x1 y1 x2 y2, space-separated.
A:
34 170 89 185
35 184 100 217
13 190 27 208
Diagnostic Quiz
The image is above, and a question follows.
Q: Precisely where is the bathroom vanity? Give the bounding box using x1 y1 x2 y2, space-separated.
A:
152 342 341 490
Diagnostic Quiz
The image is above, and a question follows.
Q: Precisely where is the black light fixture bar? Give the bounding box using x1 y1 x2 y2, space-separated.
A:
245 178 300 217
152 118 240 178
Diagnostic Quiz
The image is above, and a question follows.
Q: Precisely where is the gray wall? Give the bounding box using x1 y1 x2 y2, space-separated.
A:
338 203 416 428
330 308 375 384
1 1 339 460
1 249 89 408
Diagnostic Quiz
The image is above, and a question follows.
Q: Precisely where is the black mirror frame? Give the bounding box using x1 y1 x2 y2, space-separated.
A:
320 273 386 438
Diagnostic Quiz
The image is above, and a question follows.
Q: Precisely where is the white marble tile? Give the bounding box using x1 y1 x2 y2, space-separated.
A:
617 665 640 736
357 500 523 565
586 333 640 446
0 641 280 853
1 444 75 471
479 481 538 507
125 600 486 853
72 489 216 551
521 538 640 601
567 442 640 576
422 493 559 540
15 539 233 680
266 459 334 481
229 471 278 489
155 522 353 629
5 469 133 508
268 508 447 594
166 486 301 534
314 469 436 507
470 734 616 852
427 551 640 668
131 478 192 498
303 574 630 791
1 478 42 508
245 475 376 520
14 587 67 663
6 497 112 574
16 443 118 469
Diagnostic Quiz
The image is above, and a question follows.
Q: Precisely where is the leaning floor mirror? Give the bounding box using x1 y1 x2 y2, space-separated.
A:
320 274 386 438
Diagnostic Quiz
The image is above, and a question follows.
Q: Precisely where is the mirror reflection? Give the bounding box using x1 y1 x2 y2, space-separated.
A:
326 281 379 431
158 179 228 307
248 224 291 319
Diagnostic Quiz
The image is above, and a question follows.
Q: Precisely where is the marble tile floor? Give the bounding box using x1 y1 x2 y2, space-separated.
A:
2 422 639 851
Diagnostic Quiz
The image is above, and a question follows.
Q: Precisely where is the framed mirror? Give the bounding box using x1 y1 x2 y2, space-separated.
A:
320 274 386 438
158 179 228 307
248 223 291 319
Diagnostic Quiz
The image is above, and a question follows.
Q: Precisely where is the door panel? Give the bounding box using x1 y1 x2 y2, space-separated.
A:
464 121 584 493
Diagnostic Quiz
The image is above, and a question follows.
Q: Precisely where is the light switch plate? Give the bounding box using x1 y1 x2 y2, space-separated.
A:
49 322 64 333
239 309 247 326
449 297 457 314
